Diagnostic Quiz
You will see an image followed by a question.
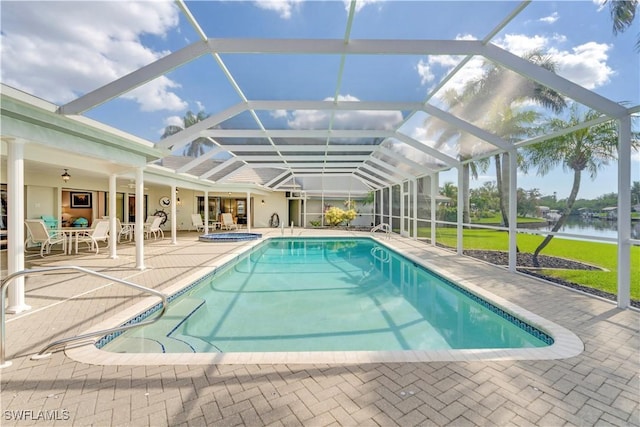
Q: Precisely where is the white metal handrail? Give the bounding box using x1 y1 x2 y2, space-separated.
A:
1 266 169 368
370 223 392 238
371 246 391 263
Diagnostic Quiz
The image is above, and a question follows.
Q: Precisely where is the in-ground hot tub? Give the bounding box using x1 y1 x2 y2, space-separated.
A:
199 233 262 242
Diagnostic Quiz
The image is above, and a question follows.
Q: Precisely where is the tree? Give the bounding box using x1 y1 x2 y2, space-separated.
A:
523 104 638 265
631 181 640 205
469 181 500 216
440 182 457 203
161 110 212 157
605 0 639 50
517 188 541 218
426 50 566 226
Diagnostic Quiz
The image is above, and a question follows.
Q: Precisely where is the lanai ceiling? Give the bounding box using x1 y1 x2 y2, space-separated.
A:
7 0 637 195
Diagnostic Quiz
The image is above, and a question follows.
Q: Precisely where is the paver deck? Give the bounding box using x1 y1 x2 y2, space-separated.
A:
1 229 638 426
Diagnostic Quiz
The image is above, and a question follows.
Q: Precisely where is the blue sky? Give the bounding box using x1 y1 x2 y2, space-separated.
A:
1 0 638 199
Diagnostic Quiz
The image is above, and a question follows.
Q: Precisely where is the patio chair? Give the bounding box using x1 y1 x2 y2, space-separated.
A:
24 219 66 257
115 218 133 242
40 215 59 230
191 214 205 232
220 213 238 231
77 219 110 254
144 216 164 239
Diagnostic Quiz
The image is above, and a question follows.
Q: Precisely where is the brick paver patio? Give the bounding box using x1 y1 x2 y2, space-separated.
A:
1 229 638 426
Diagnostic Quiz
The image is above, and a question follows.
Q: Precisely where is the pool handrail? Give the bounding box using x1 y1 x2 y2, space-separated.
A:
1 266 169 368
370 223 391 238
371 246 391 263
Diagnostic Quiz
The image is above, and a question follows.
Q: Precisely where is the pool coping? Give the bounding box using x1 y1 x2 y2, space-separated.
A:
66 235 584 365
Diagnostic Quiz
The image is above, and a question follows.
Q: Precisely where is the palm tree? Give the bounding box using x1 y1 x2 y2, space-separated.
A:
605 0 639 50
161 110 212 157
523 104 637 265
426 50 566 226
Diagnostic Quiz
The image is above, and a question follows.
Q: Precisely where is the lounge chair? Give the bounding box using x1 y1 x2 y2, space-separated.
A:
191 214 205 232
77 219 110 254
220 213 238 230
24 219 66 257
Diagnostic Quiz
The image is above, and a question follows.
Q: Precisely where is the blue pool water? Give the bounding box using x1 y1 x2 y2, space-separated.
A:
102 238 551 353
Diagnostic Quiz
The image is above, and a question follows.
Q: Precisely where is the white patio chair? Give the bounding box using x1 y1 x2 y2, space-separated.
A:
144 216 164 239
191 214 205 232
115 218 133 242
77 219 110 254
24 219 66 257
220 213 238 230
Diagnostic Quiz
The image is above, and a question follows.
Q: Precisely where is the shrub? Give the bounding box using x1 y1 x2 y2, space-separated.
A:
324 206 357 226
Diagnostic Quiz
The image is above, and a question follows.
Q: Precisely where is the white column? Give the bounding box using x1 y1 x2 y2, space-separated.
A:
124 193 130 222
388 186 392 229
412 179 418 239
203 190 209 234
109 174 117 259
6 140 30 314
303 194 307 228
379 189 383 225
508 151 518 272
135 167 145 270
617 115 631 309
457 166 463 255
400 182 405 236
246 191 251 232
171 185 177 245
430 174 437 247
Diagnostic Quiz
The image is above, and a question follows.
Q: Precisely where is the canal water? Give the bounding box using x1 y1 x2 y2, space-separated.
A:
537 216 640 240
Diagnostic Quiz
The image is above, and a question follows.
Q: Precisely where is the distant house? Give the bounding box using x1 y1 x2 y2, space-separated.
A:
600 207 618 220
578 207 595 218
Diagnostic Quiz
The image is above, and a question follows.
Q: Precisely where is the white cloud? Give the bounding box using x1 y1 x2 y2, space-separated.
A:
499 34 549 56
416 60 435 85
539 12 559 24
496 35 614 90
164 115 184 128
271 109 289 119
421 33 614 102
430 56 486 95
125 77 186 112
417 34 481 94
550 42 614 89
0 1 184 112
287 95 403 130
254 0 302 19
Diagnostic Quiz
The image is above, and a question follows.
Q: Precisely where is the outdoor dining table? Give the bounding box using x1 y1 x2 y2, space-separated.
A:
53 227 90 255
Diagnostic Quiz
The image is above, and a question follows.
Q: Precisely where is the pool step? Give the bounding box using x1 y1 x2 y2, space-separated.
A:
108 297 206 353
171 333 223 353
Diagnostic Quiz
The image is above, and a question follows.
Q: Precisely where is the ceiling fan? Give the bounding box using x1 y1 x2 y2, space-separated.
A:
120 180 148 191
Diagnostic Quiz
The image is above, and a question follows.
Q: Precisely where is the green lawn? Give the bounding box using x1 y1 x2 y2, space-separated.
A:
421 227 640 301
471 215 547 225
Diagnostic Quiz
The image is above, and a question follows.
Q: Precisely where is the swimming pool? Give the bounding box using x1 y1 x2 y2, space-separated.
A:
101 238 557 355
